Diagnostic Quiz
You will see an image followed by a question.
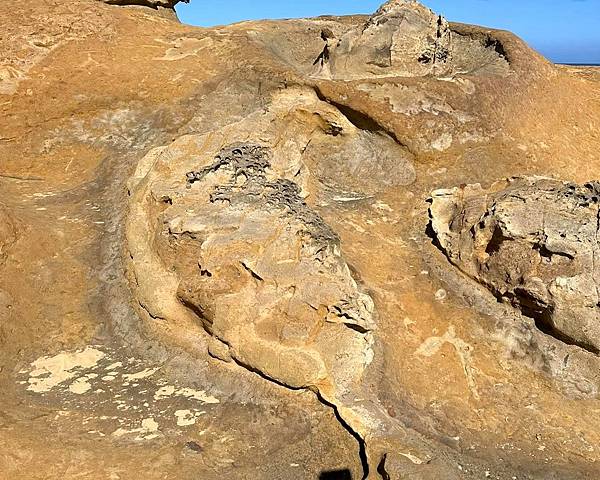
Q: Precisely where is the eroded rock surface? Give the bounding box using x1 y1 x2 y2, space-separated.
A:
315 0 508 79
177 141 376 386
4 0 600 478
100 0 186 8
320 0 451 78
430 177 600 354
126 89 454 476
0 205 17 264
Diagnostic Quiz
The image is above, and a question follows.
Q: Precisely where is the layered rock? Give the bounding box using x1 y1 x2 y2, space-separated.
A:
313 0 511 80
125 91 377 416
316 0 452 79
177 141 376 386
126 87 462 476
4 0 600 479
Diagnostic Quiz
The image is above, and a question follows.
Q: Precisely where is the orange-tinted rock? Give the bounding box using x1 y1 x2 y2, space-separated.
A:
2 0 600 478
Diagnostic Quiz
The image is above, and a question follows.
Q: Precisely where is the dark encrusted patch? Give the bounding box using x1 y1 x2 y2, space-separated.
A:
186 143 339 254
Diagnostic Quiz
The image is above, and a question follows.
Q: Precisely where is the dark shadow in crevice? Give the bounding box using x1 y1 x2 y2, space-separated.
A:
497 290 600 356
376 453 391 480
484 36 508 59
526 305 600 356
319 469 352 480
343 322 370 334
315 392 369 480
424 217 446 254
312 86 412 154
484 225 508 255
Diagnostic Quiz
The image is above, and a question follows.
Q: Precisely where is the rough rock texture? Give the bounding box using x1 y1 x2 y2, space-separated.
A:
430 177 600 355
125 89 446 473
100 0 185 8
0 206 17 265
3 0 600 479
314 0 509 80
318 0 453 79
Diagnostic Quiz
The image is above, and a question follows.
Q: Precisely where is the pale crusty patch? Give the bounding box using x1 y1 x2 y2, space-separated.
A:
122 367 160 381
154 385 220 404
174 409 205 426
416 326 479 400
27 347 105 393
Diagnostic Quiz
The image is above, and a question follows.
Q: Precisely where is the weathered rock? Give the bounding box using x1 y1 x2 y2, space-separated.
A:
177 141 376 388
99 0 187 8
126 89 444 474
4 0 600 478
430 177 600 354
314 0 512 81
0 205 17 265
316 0 452 79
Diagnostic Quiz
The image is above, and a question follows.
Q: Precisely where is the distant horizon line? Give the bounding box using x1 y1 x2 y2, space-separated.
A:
560 63 600 66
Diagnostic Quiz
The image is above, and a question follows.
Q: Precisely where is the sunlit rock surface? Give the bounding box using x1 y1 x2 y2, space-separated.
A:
2 0 600 478
431 177 600 355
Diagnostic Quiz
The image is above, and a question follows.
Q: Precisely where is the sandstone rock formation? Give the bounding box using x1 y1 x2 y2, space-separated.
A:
3 0 600 479
430 177 600 355
317 0 453 79
125 88 447 475
100 0 186 8
314 0 510 80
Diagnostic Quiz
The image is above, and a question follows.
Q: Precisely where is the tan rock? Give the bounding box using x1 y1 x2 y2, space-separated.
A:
0 205 17 265
321 0 453 79
3 0 600 478
430 177 600 354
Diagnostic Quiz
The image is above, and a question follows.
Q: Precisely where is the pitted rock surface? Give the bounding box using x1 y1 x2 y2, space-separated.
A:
175 142 377 384
125 87 465 476
185 143 341 252
430 177 600 354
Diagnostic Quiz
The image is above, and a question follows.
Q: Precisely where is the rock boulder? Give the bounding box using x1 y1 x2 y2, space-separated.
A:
430 177 600 354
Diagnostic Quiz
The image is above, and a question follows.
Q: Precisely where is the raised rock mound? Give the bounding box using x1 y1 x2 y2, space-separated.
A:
4 0 600 479
430 177 600 355
314 0 509 79
100 0 186 8
126 88 450 475
176 141 377 386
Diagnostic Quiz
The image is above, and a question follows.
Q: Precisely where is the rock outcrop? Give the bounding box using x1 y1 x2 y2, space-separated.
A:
100 0 187 8
430 177 600 354
126 88 448 475
3 0 600 479
314 0 509 80
319 0 452 79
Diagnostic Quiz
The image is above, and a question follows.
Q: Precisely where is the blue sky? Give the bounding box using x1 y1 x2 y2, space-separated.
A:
176 0 600 64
